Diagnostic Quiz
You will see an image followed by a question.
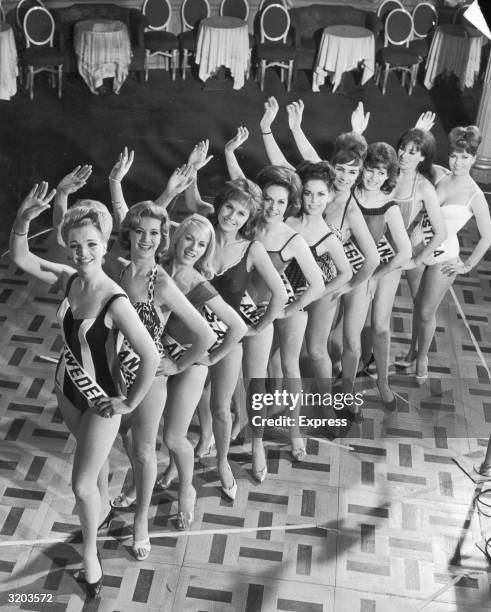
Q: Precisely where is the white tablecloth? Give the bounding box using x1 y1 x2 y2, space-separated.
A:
424 24 485 90
313 25 375 93
195 16 249 90
74 20 132 94
0 23 18 101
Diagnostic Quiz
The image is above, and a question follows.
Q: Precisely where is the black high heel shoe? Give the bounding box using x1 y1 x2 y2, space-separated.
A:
98 508 115 531
84 550 103 599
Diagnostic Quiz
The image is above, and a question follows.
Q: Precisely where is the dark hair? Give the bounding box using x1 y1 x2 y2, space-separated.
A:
61 200 112 244
332 131 367 167
448 125 481 156
364 142 399 194
211 178 263 240
255 165 302 216
119 201 170 256
294 161 335 216
397 128 436 184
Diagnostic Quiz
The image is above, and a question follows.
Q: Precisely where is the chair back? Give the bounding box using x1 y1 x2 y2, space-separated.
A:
143 0 171 31
220 0 249 21
17 0 44 29
23 6 54 48
181 0 210 31
377 0 403 19
384 8 414 46
0 5 5 22
412 2 437 38
259 0 286 10
260 3 290 43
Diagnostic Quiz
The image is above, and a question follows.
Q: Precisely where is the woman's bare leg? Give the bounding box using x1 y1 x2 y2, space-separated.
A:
403 264 426 361
305 295 338 388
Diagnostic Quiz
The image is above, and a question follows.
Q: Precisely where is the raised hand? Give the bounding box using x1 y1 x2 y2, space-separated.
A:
187 139 213 171
166 164 196 196
57 165 92 195
414 111 435 132
286 100 304 131
224 126 249 154
260 96 279 132
17 182 56 225
109 147 134 182
350 102 370 134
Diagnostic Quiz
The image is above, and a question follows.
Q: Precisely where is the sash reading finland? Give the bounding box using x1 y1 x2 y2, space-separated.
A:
63 343 108 402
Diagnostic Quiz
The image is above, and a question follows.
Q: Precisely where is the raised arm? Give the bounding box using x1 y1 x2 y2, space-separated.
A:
260 97 295 170
442 190 491 276
179 140 215 215
109 147 134 229
286 100 321 162
156 272 216 372
224 127 248 180
53 165 93 246
248 240 288 332
10 183 73 285
414 111 435 132
154 163 197 210
199 295 248 366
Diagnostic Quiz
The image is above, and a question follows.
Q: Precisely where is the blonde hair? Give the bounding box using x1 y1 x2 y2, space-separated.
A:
61 199 112 244
119 201 170 257
162 214 216 280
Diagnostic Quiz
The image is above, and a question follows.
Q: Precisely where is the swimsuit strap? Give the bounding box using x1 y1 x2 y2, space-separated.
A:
277 233 299 262
100 293 127 319
311 231 333 248
340 191 355 229
147 264 159 303
65 273 78 298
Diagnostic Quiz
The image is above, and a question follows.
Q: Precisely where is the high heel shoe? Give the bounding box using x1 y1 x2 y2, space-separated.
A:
132 536 151 561
415 358 429 386
221 468 238 501
155 470 177 491
394 356 416 369
195 436 216 459
84 551 103 599
98 508 115 530
176 491 197 531
111 493 136 509
252 464 268 483
291 446 307 462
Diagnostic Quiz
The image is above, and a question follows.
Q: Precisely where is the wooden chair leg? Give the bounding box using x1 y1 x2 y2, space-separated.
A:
287 60 293 92
145 50 150 81
382 64 389 95
58 65 63 98
260 60 265 91
29 66 34 100
172 50 178 80
401 69 407 88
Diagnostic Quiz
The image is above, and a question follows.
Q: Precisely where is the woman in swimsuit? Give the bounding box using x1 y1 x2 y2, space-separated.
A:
185 173 288 499
10 188 160 597
154 214 248 524
399 126 491 379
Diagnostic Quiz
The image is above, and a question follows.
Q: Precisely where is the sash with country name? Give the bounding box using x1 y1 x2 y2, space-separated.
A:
119 339 140 389
415 211 444 258
342 238 365 273
239 291 269 326
201 304 228 350
63 343 108 403
161 333 192 361
376 235 395 263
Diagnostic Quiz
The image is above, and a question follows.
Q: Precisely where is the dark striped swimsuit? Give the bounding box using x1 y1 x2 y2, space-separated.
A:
55 274 127 412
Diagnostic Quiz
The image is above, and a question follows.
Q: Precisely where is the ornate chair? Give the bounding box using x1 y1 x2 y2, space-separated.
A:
256 3 295 91
409 2 438 59
143 0 179 80
22 6 65 100
178 0 210 80
220 0 249 20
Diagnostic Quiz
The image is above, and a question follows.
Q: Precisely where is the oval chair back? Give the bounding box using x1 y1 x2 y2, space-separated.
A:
260 3 290 43
17 0 45 29
259 0 286 10
220 0 249 21
384 8 414 47
143 0 172 31
377 0 403 19
23 5 54 48
412 2 437 39
181 0 210 32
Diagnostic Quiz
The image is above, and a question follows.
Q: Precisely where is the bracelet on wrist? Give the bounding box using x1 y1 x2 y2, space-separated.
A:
261 131 272 135
109 177 121 183
11 228 28 236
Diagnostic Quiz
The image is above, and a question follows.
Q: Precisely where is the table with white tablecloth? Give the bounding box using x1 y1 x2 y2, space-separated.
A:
195 16 249 90
0 23 18 100
74 19 132 94
424 24 485 90
313 25 375 93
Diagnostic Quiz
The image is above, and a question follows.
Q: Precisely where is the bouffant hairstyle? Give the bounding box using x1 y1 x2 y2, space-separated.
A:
61 199 112 245
118 201 170 257
255 165 302 217
211 178 263 240
161 214 216 280
295 161 335 216
396 128 436 184
332 131 368 167
448 125 481 156
364 142 399 194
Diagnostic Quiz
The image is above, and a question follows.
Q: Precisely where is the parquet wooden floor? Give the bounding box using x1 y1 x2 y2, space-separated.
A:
0 220 490 612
